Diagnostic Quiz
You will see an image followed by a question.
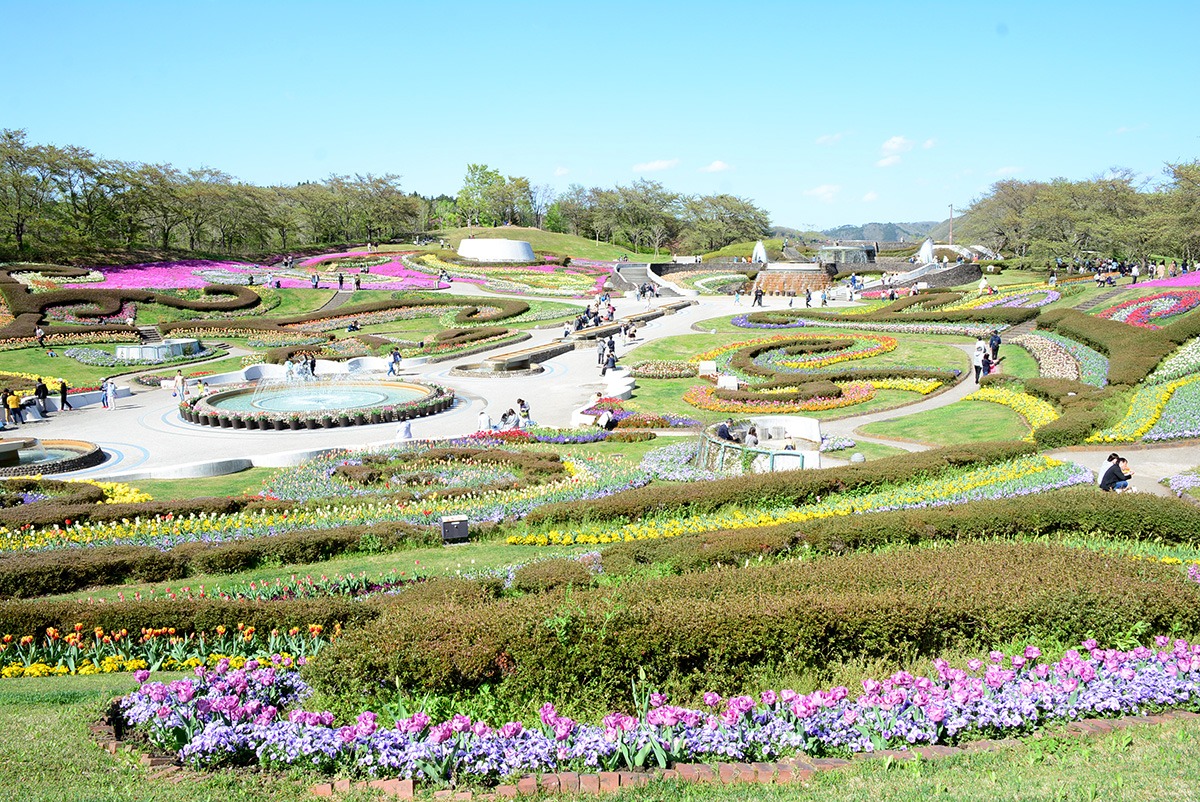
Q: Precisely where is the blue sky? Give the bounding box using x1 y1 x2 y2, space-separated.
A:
5 0 1197 230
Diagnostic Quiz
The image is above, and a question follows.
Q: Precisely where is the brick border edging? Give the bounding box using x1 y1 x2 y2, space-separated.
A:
305 710 1200 799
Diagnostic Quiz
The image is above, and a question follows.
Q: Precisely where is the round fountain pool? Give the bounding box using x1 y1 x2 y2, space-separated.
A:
0 437 106 477
183 379 454 429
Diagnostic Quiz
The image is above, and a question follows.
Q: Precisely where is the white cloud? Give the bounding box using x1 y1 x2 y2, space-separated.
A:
862 191 879 202
992 166 1024 177
1115 123 1147 135
554 166 570 177
881 136 914 155
876 155 901 168
815 133 844 145
699 160 731 173
632 158 679 172
803 184 840 204
923 138 936 149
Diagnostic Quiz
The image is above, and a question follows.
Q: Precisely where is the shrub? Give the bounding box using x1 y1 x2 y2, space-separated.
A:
510 559 594 594
304 542 1200 712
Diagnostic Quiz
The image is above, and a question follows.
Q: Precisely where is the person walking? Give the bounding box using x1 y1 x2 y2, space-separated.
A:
34 379 49 416
172 370 186 400
3 389 19 426
58 380 73 411
353 274 361 291
734 288 743 305
386 349 400 376
597 338 607 366
104 378 118 410
805 288 812 308
972 340 986 383
989 330 1001 362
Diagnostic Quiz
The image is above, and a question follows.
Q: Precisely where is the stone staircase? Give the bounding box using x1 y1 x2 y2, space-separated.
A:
620 264 679 296
1073 287 1126 311
136 325 162 343
751 270 833 297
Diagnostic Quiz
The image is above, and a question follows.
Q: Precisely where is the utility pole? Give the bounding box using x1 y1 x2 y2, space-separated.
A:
948 204 954 246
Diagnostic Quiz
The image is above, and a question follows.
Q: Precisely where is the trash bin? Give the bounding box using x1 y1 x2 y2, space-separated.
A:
440 515 469 545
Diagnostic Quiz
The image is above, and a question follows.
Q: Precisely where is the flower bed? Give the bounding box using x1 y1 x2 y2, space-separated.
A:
963 386 1060 440
411 254 607 297
869 377 943 394
945 289 1060 311
1096 291 1200 329
683 382 876 413
44 300 137 325
0 330 141 352
510 454 1089 546
1088 375 1200 443
819 435 856 452
117 636 1200 781
1011 334 1080 381
630 360 699 379
732 314 1002 339
1149 337 1200 384
1144 380 1200 442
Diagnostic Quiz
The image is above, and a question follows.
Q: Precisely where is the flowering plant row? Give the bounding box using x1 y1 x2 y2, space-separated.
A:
945 289 1060 311
411 255 605 297
44 300 137 325
0 330 140 352
691 333 897 376
869 377 943 394
819 435 856 452
1148 337 1200 384
119 638 1200 782
1096 290 1200 329
1087 374 1200 443
1010 334 1080 382
1144 380 1200 442
509 454 1090 546
1 623 330 678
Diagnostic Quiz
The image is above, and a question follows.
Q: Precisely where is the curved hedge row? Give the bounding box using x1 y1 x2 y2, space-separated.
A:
304 542 1200 711
524 440 1035 526
599 487 1200 575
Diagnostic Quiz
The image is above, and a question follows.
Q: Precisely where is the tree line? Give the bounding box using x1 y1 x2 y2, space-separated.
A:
958 164 1200 264
0 130 771 261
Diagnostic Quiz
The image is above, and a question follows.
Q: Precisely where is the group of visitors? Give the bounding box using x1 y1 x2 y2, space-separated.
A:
972 331 1003 383
386 348 403 376
283 356 318 381
476 399 533 432
598 335 619 376
635 283 659 302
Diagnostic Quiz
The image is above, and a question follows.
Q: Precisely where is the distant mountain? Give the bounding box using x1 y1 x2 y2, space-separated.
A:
820 221 940 243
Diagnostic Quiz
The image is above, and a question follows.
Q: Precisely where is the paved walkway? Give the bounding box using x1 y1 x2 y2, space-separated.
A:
16 286 1200 492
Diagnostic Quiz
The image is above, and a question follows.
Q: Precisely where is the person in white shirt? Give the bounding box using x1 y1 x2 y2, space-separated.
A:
477 409 492 432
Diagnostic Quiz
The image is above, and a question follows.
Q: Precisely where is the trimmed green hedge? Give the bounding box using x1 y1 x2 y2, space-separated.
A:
305 542 1200 711
524 441 1035 526
0 523 436 600
600 488 1200 575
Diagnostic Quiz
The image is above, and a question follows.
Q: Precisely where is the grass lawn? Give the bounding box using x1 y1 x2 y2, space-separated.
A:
995 343 1040 380
3 672 1200 802
0 346 236 389
624 378 936 425
859 400 1030 445
47 541 588 603
824 440 911 462
626 328 970 374
130 467 279 501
